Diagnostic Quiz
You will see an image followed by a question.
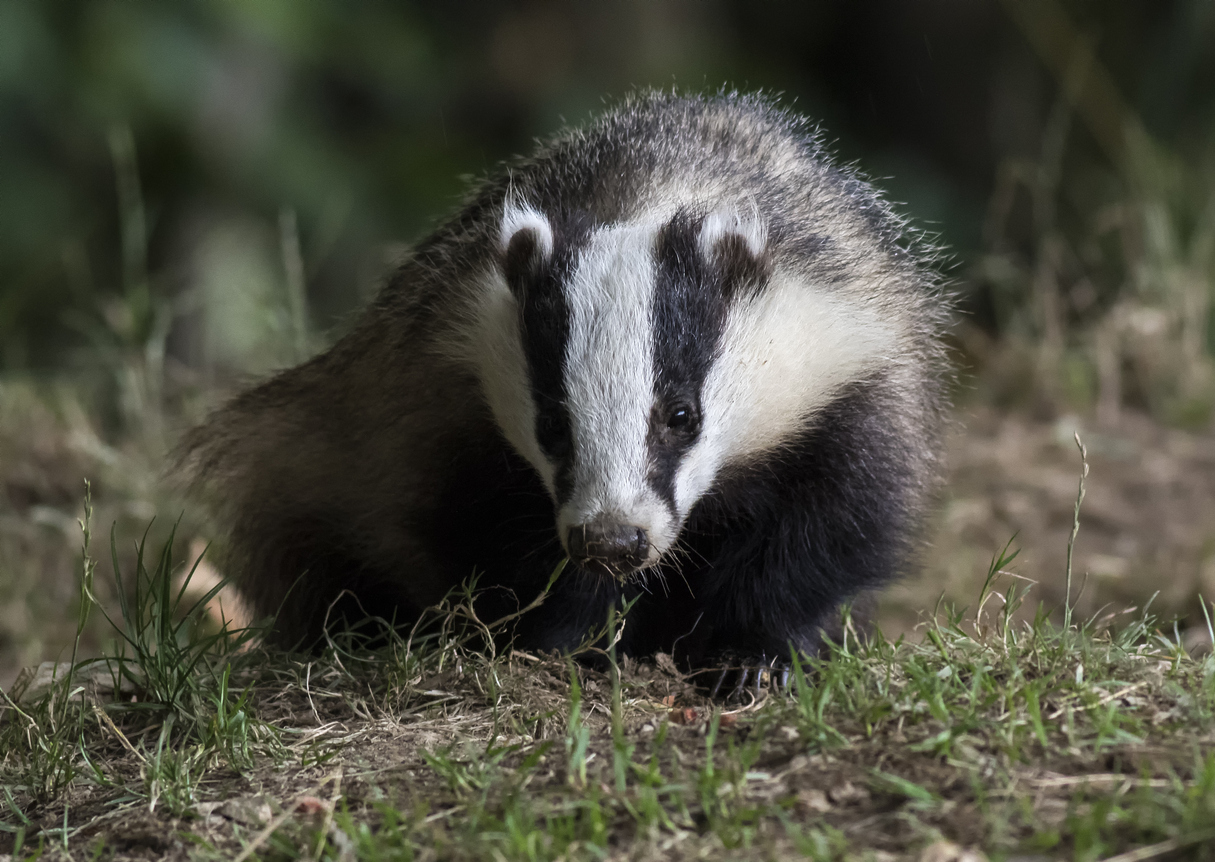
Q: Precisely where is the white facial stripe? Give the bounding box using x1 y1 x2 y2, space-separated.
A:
557 224 675 561
468 271 557 494
673 270 899 513
500 201 554 258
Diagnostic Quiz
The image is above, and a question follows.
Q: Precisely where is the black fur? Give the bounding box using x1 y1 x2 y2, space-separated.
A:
647 211 724 512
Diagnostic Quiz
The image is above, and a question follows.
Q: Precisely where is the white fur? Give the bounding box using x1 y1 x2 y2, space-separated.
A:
466 270 557 494
698 208 768 259
500 201 554 259
673 270 898 514
556 223 674 564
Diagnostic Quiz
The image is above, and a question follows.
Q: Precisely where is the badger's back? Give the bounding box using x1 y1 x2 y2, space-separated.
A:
177 91 950 657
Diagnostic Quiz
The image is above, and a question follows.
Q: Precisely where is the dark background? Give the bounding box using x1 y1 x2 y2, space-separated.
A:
4 0 1212 380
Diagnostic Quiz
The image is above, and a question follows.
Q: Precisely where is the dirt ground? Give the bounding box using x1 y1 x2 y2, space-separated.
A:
885 406 1215 646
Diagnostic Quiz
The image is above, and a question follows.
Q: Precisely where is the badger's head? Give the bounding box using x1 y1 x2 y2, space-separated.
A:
469 200 895 581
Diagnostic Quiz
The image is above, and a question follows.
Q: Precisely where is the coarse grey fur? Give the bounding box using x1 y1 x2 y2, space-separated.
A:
176 90 952 668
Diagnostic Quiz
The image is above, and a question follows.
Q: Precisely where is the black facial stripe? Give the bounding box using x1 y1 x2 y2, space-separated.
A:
503 209 594 503
647 210 741 511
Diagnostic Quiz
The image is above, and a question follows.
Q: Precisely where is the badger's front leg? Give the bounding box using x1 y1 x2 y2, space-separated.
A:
684 462 910 699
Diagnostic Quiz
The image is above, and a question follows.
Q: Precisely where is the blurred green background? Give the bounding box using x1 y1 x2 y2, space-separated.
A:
3 0 1215 681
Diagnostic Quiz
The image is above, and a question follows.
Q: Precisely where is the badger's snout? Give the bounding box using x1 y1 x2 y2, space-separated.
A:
566 521 650 579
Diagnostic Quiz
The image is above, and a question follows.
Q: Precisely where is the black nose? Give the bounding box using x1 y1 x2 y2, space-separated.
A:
566 522 650 577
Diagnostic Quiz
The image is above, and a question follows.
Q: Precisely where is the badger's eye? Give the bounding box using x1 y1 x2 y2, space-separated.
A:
665 403 700 437
536 409 571 459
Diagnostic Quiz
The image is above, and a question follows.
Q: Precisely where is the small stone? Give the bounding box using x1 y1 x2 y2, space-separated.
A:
920 840 989 862
216 795 275 827
827 780 870 805
794 788 832 814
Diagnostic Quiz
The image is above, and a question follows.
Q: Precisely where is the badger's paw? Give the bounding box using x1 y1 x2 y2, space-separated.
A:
697 652 792 703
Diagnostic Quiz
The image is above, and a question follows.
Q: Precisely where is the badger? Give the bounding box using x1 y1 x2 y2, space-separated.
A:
178 91 950 691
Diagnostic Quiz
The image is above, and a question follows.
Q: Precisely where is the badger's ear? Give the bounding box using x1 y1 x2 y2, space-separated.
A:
500 203 554 289
699 210 771 293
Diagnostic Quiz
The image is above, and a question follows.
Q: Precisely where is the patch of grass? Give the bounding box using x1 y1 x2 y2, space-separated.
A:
0 493 281 849
188 575 1212 861
0 486 99 810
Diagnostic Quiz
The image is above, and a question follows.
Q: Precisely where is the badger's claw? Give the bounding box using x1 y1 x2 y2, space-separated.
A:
703 652 791 702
